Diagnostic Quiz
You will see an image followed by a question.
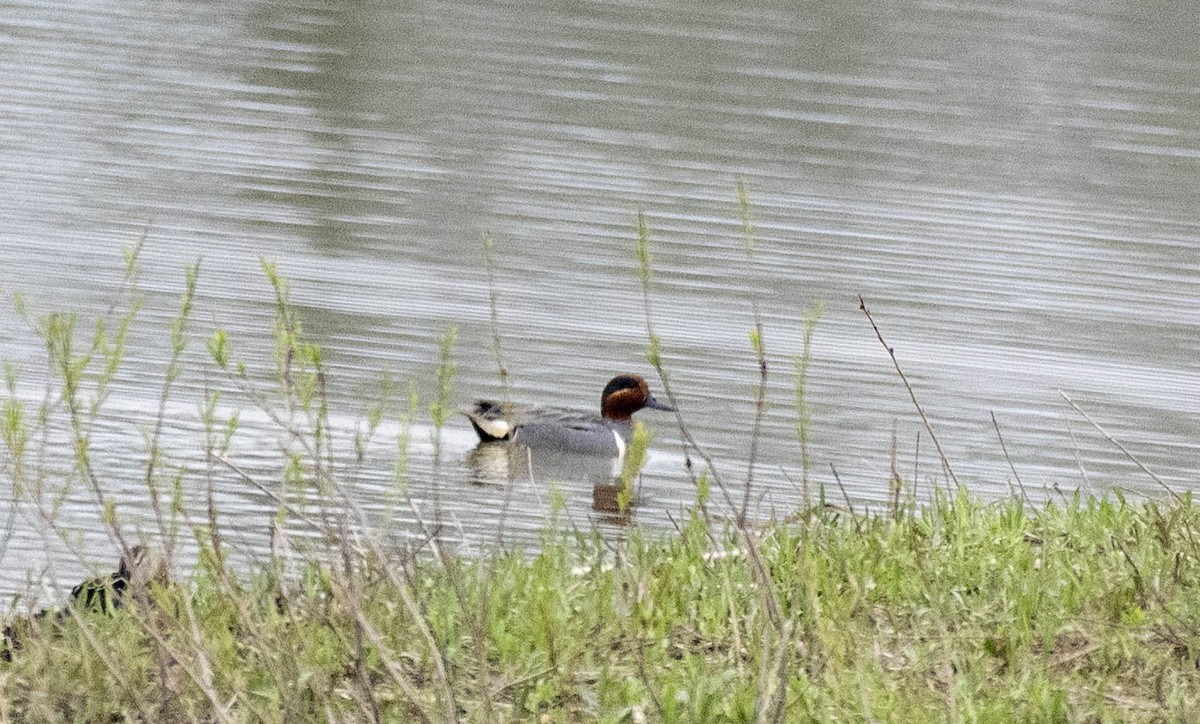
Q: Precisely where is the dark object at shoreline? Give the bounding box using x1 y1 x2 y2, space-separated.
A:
2 545 167 661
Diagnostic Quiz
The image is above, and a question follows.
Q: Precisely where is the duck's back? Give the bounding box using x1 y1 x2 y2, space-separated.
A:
510 406 629 456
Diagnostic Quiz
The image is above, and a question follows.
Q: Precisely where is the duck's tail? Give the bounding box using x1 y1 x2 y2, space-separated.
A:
463 401 513 441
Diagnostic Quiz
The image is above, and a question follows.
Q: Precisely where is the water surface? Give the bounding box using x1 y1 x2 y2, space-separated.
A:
1 0 1198 600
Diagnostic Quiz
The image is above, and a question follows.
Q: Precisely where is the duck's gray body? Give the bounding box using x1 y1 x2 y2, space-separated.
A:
465 402 630 456
464 374 674 458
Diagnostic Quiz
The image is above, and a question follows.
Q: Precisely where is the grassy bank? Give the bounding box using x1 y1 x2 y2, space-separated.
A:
3 223 1198 721
3 491 1200 721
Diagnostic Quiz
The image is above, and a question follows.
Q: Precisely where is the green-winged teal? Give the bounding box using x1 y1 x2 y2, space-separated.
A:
464 374 674 457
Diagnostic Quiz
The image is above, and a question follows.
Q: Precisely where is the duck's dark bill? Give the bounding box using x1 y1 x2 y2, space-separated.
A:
644 394 675 412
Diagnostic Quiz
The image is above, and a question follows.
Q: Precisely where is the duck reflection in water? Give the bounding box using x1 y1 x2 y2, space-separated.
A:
466 443 638 524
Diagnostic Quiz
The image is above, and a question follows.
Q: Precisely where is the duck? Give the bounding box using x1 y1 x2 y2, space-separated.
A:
68 544 168 615
2 545 168 661
464 374 675 457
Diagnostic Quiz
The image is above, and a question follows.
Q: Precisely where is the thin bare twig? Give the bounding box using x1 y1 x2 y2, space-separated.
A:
829 464 857 521
858 295 959 486
353 609 436 724
490 665 556 699
635 213 734 522
483 232 510 398
889 424 901 519
911 430 921 510
741 316 769 525
738 179 768 526
130 600 239 723
59 605 159 723
636 210 783 629
209 452 323 532
1062 412 1091 491
991 411 1032 507
1059 391 1181 503
754 618 793 724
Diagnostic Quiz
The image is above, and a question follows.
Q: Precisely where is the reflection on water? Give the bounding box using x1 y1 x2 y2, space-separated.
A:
467 443 620 489
467 442 635 525
1 0 1199 598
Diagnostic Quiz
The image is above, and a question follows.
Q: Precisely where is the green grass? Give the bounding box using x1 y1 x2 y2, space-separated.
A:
3 493 1200 721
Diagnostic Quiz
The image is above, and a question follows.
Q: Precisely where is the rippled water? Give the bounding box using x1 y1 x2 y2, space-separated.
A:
1 0 1198 599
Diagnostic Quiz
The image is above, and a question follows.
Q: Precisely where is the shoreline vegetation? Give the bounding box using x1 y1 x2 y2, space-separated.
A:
7 491 1200 722
2 212 1198 722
